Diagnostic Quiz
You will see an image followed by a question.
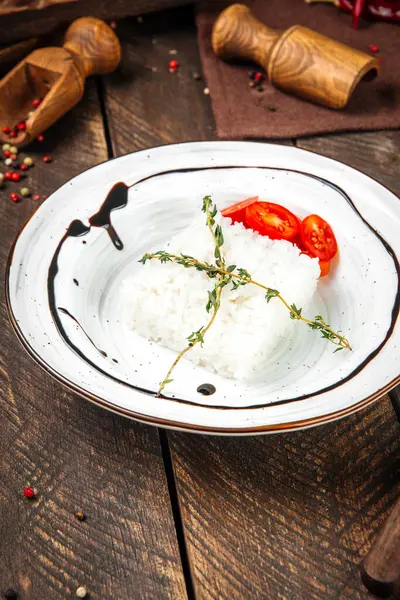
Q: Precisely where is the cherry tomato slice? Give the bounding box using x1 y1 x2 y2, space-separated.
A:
244 202 301 241
221 196 258 223
319 260 330 277
300 214 338 261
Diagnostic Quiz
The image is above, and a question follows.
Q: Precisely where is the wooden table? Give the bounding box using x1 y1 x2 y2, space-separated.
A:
1 7 400 599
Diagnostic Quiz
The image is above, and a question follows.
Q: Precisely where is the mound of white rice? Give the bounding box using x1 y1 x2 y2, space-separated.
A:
123 212 320 379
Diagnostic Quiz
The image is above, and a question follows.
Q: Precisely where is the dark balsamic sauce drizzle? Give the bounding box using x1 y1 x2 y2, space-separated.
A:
197 384 216 396
47 168 400 410
58 307 107 357
88 181 127 250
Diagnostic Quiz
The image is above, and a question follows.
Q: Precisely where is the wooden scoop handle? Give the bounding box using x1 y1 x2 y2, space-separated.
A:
64 17 121 78
360 389 400 597
212 4 279 70
361 496 400 597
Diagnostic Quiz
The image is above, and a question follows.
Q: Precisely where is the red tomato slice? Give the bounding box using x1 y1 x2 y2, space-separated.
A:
319 260 330 277
221 196 258 223
300 214 338 261
245 202 300 241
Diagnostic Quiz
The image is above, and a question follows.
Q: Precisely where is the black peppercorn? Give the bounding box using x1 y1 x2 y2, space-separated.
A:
4 589 18 599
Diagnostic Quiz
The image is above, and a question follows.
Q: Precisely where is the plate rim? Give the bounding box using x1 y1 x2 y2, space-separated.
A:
5 140 400 435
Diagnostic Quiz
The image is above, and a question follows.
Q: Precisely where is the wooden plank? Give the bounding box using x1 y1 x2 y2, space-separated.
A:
170 397 400 600
102 9 216 156
0 0 190 45
0 81 187 599
298 131 400 197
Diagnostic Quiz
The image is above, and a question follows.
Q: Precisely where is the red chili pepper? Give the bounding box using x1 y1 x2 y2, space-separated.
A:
2 126 10 134
10 192 19 203
23 486 35 498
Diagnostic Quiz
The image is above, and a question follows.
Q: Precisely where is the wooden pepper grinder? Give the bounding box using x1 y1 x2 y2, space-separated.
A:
212 3 380 109
0 17 120 147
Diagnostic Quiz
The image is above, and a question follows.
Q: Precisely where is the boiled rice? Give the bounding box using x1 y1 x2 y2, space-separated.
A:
123 212 320 379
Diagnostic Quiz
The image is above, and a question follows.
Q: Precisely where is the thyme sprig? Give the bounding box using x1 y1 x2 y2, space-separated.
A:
140 197 351 396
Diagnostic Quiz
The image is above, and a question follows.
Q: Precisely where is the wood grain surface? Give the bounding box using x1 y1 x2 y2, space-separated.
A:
0 5 399 600
0 80 186 599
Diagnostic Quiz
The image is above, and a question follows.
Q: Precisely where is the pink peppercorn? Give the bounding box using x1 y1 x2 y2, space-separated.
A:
369 44 379 53
23 486 35 498
10 192 19 203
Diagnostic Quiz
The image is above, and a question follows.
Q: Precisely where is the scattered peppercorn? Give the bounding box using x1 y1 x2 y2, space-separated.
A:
74 510 87 521
254 72 264 82
9 131 17 138
20 187 30 197
32 98 41 108
33 194 41 202
249 81 256 88
4 589 18 599
109 20 117 29
4 150 11 158
203 87 210 95
267 105 277 112
10 154 17 161
11 172 20 182
369 43 379 53
169 59 179 72
4 158 12 166
23 156 34 166
2 143 10 151
17 122 26 131
192 72 202 81
10 193 19 203
169 49 178 55
43 155 53 163
2 126 10 135
76 586 87 598
23 486 35 498
137 15 143 23
9 146 18 154
20 164 29 171
36 134 44 142
27 110 35 118
5 172 13 181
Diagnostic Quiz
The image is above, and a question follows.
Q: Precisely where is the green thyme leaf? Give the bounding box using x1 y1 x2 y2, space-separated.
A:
265 289 280 303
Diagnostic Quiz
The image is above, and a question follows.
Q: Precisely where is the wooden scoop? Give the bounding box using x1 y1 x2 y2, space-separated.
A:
212 3 380 109
0 17 120 147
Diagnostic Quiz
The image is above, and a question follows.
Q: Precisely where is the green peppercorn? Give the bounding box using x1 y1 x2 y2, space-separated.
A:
23 156 34 167
20 187 31 197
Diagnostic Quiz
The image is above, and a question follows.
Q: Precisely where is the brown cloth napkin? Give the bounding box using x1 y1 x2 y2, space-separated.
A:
196 0 400 139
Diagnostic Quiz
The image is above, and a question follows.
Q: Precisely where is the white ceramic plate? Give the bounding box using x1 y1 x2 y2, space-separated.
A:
6 142 400 434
